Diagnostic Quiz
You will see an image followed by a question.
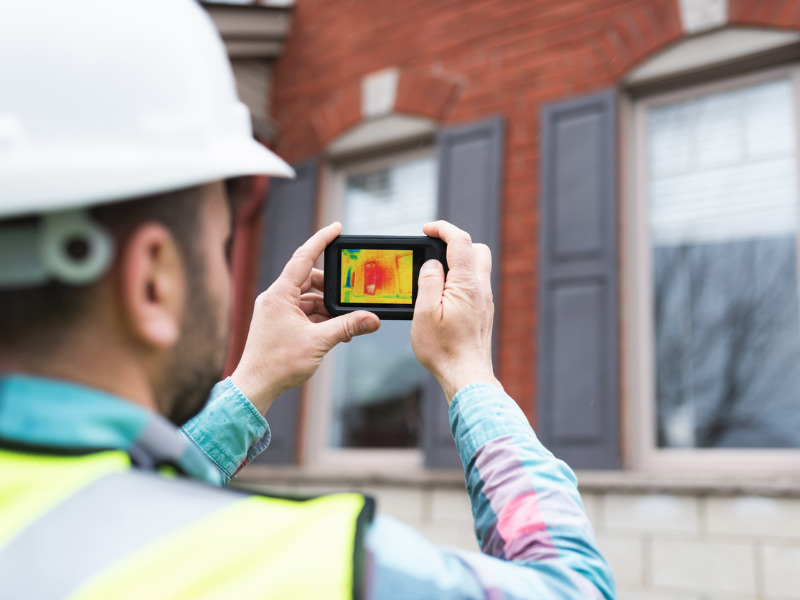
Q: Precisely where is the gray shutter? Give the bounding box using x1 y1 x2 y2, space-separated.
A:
538 89 620 469
423 116 505 468
251 158 319 465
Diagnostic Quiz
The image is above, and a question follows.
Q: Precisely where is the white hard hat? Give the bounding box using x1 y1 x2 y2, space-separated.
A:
0 0 295 221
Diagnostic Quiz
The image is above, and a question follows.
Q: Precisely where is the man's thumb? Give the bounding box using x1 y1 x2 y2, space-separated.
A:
416 259 445 313
320 311 380 349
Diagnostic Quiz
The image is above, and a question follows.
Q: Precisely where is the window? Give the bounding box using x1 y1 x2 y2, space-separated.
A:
306 148 437 467
628 67 800 471
256 116 503 469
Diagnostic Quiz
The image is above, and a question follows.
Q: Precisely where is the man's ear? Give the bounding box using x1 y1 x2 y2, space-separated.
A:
117 223 186 349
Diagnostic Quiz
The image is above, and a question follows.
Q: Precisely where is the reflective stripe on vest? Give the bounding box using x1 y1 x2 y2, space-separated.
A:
0 449 372 599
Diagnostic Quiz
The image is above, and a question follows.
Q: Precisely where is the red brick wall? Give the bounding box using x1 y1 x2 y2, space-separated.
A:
270 0 800 420
729 0 800 25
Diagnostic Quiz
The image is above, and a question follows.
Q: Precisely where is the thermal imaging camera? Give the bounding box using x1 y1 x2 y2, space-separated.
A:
323 235 448 320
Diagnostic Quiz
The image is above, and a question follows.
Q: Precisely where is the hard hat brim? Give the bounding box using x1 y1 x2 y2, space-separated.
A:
0 139 295 220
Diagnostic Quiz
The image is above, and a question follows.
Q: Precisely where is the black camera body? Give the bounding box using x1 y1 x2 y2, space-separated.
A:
323 235 448 320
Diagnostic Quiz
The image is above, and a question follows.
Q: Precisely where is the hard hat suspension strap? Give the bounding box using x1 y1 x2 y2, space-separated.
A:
0 210 114 289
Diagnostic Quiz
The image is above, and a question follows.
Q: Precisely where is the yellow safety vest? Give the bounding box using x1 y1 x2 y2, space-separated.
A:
0 448 373 599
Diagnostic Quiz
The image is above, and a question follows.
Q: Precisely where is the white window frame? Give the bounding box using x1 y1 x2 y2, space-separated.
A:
302 145 436 474
624 64 800 475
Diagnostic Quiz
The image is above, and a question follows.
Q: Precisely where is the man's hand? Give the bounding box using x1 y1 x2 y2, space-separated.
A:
231 222 380 414
411 221 502 404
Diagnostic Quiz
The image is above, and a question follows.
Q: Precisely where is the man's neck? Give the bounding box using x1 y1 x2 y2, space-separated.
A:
0 333 159 414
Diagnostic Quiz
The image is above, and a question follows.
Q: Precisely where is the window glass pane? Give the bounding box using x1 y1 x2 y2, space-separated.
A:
329 154 437 448
648 79 800 448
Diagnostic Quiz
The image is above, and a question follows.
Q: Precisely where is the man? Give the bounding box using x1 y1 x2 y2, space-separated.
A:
0 0 615 598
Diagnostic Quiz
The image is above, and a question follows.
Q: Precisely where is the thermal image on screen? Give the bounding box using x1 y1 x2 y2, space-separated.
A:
341 249 413 304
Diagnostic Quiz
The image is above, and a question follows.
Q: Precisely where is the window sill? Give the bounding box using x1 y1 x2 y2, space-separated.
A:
235 465 800 498
235 464 466 489
575 470 800 498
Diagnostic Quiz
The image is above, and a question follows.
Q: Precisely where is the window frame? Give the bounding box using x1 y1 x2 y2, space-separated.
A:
302 145 436 474
624 63 800 475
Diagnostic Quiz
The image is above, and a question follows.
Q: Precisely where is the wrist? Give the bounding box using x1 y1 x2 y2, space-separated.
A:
436 366 502 404
230 367 281 415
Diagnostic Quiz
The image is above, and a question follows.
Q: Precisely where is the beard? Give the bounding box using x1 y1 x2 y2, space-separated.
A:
162 273 229 427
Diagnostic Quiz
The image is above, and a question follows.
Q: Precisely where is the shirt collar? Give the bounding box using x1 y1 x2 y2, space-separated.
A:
0 374 223 485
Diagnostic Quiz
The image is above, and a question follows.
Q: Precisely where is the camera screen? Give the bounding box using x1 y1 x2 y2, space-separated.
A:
340 248 414 305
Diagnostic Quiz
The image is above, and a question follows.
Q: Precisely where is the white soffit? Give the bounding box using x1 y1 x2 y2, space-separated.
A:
202 0 294 6
626 27 800 84
202 3 292 58
327 114 436 158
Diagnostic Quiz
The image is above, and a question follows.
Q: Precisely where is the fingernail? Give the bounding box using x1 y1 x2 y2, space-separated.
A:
360 317 378 333
421 260 438 271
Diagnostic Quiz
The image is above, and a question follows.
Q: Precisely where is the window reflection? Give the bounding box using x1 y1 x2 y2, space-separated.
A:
648 79 800 448
329 154 437 448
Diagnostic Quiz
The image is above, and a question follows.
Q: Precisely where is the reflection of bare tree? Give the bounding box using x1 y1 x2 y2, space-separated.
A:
332 320 426 449
654 237 800 448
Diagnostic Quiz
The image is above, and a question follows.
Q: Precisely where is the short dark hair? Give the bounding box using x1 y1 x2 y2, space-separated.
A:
0 185 206 352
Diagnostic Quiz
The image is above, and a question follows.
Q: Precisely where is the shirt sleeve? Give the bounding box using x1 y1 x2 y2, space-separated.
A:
181 378 271 485
363 384 616 599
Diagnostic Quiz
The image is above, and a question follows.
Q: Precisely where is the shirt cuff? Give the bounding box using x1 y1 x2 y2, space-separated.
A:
182 377 271 484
